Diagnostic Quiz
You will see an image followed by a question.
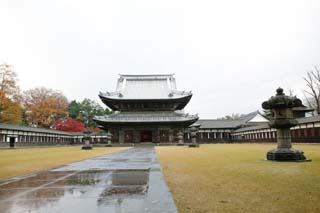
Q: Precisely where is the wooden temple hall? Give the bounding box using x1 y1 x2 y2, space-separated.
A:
94 74 199 144
1 73 320 147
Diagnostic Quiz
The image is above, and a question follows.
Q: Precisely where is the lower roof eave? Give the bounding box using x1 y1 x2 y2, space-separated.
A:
93 118 198 128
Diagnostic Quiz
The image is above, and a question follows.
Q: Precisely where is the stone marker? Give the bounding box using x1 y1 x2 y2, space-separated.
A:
262 87 310 161
189 124 200 148
82 130 93 150
106 131 113 147
177 131 184 146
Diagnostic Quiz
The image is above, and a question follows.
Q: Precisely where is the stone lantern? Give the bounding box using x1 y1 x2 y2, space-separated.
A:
189 124 200 148
106 131 113 147
262 88 309 161
81 130 93 150
177 130 184 146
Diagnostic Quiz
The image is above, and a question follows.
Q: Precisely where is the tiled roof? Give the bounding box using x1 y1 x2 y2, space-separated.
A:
297 115 320 124
196 111 268 129
234 116 320 133
0 123 107 136
100 74 192 100
0 123 75 135
196 119 244 129
94 111 199 123
234 124 270 133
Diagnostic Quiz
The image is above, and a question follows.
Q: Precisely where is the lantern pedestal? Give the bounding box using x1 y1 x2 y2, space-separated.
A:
105 131 113 147
82 140 93 150
266 148 309 162
177 131 185 146
188 124 200 148
81 130 93 150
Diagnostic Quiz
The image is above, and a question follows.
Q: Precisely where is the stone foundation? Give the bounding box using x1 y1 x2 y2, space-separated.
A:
266 148 309 161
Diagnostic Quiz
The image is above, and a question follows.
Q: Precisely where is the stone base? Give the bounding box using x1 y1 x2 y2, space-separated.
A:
177 143 185 146
266 148 311 162
105 144 113 147
189 144 199 148
81 146 93 150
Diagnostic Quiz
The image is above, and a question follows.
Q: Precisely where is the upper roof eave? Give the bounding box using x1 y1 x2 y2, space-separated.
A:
99 92 192 101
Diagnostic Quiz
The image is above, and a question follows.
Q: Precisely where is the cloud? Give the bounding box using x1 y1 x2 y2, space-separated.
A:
0 0 319 118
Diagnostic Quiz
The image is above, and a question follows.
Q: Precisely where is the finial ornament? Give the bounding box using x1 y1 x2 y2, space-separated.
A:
276 87 284 96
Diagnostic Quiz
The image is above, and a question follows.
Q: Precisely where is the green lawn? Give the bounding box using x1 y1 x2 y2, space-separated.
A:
0 146 127 180
156 144 320 213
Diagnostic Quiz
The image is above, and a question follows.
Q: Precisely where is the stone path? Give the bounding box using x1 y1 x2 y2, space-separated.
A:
0 147 177 213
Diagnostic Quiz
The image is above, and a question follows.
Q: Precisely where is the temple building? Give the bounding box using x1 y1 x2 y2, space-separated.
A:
94 74 199 143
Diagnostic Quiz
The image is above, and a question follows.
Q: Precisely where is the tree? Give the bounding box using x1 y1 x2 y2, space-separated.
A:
0 63 22 124
78 98 110 127
0 63 20 98
67 99 110 127
52 118 85 132
23 87 68 128
303 66 320 115
0 91 22 124
68 100 81 119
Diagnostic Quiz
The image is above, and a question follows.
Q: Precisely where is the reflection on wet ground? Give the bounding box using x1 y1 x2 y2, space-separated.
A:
0 147 177 213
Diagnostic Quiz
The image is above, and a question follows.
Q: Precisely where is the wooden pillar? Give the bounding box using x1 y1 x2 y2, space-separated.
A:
133 130 139 143
117 129 124 143
152 128 159 143
169 129 174 143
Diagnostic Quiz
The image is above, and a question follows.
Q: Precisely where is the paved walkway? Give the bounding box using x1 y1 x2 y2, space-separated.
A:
0 147 177 213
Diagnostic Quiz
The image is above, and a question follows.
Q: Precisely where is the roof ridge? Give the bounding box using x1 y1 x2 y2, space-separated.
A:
119 74 174 77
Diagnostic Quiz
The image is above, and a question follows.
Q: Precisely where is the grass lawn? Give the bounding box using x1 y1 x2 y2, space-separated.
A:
0 146 127 180
156 144 320 213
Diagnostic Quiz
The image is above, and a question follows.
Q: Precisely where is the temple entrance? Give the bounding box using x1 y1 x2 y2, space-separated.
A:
140 131 152 142
9 137 15 148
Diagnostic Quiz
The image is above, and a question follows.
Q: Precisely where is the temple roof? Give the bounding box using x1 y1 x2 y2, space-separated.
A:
99 74 192 100
94 111 198 126
0 123 85 136
234 115 320 133
195 111 268 129
196 119 244 129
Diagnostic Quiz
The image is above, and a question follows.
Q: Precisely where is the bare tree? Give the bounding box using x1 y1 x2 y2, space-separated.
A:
303 66 320 115
288 88 295 96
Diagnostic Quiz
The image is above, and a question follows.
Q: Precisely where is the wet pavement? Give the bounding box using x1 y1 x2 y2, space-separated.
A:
0 147 177 213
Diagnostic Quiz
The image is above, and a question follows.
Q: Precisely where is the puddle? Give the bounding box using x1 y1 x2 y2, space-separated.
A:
100 185 147 196
22 187 66 199
110 159 129 163
49 170 111 187
112 170 149 186
99 169 149 198
0 189 28 200
0 171 75 190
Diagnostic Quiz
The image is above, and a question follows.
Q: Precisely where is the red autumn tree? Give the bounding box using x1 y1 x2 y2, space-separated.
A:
52 118 85 132
86 126 101 132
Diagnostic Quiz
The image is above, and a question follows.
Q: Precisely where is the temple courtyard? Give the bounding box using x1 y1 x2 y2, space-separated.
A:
0 144 319 212
157 144 320 213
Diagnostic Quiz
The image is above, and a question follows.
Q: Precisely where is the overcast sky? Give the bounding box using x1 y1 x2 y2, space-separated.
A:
0 0 319 118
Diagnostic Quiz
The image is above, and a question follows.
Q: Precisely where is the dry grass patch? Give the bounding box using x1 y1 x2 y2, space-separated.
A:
156 144 320 213
0 146 127 180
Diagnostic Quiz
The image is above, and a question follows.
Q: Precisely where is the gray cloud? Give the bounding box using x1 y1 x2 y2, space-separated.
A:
0 0 319 118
